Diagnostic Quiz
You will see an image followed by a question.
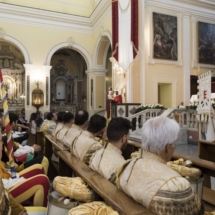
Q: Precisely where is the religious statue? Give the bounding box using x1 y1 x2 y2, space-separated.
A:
107 87 114 100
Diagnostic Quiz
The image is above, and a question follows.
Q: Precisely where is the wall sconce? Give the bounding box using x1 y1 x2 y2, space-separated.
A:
32 81 44 112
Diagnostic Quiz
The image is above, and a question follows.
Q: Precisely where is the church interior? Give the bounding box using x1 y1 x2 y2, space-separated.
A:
0 0 215 214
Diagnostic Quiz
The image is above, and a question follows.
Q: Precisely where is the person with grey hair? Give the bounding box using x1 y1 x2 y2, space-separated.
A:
116 116 204 215
141 115 180 161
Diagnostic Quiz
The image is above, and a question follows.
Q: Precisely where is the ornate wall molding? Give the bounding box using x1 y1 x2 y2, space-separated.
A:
0 28 6 38
86 69 107 77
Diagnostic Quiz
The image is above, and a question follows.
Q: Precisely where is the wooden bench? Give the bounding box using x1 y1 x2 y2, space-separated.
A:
45 135 154 215
199 140 215 162
57 150 154 215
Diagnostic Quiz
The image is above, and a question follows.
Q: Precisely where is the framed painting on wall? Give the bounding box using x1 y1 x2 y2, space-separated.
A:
198 21 215 65
153 12 177 61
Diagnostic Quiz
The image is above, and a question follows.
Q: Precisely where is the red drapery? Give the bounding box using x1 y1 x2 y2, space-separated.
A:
131 0 139 59
112 0 119 61
112 0 139 61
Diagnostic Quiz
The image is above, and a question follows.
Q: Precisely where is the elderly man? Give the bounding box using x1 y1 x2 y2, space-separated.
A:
71 114 106 165
90 117 131 184
63 110 89 147
116 116 203 215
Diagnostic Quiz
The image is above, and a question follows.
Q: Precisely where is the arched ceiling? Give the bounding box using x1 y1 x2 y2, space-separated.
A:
0 0 101 17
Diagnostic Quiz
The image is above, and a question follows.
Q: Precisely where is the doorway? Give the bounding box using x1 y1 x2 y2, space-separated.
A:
158 83 172 108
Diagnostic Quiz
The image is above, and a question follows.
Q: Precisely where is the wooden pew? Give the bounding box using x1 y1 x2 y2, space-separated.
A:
199 140 215 163
57 150 154 215
44 134 69 179
45 135 154 215
35 127 45 156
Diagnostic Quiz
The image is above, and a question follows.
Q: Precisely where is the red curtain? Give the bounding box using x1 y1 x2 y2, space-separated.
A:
112 0 119 61
131 0 139 59
212 83 215 93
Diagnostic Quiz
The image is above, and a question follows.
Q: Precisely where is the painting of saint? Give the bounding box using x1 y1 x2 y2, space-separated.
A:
153 12 177 61
198 22 215 65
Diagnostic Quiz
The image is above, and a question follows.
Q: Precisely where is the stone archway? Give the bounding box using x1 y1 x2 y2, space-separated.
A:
49 48 88 113
3 35 30 64
0 38 27 112
46 42 92 70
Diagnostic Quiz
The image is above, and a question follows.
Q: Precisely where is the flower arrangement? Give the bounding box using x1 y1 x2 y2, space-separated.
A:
189 102 198 110
135 104 164 114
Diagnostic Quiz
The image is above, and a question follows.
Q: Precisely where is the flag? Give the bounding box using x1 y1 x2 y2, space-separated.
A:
0 69 15 167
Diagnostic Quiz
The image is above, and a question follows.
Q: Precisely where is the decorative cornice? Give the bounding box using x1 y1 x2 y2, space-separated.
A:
0 1 111 34
86 69 107 76
145 0 215 18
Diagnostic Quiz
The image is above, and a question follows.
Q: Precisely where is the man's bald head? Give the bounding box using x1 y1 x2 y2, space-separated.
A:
75 110 89 126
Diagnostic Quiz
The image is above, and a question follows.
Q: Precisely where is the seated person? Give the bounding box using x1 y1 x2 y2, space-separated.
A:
9 113 41 163
63 110 89 147
2 137 49 176
40 112 57 135
35 111 44 127
16 111 29 132
90 117 131 184
57 112 74 141
0 131 49 215
29 113 38 135
1 114 49 175
52 111 66 137
71 114 106 165
116 116 204 215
